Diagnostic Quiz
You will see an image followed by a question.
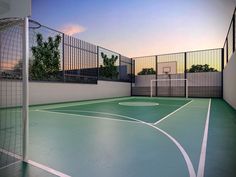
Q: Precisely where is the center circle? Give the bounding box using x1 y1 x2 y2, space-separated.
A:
118 102 159 107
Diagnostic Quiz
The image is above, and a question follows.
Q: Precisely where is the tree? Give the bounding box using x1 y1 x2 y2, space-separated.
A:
187 64 218 73
30 33 61 80
137 68 156 75
99 52 119 79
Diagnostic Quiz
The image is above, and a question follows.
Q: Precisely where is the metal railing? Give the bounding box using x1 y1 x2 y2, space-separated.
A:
29 20 132 84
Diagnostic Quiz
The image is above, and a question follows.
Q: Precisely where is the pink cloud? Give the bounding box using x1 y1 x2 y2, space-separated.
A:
60 24 86 36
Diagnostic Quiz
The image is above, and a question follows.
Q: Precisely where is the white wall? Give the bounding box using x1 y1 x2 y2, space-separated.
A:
224 52 236 109
29 81 131 105
0 80 131 107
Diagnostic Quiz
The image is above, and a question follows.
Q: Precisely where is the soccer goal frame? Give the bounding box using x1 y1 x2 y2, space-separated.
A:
150 79 188 98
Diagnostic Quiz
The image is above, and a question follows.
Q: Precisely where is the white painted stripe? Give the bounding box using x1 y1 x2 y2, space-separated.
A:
154 100 194 125
34 110 140 124
27 160 71 177
0 148 70 177
0 148 22 160
197 99 211 177
0 160 21 170
133 96 192 101
32 97 135 110
37 109 196 177
149 124 196 177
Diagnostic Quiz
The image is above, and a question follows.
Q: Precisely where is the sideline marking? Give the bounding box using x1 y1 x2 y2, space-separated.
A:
36 109 196 177
34 110 140 124
118 102 159 106
0 160 21 170
32 97 135 110
0 148 71 177
0 148 22 160
27 160 71 177
197 99 211 177
154 100 194 125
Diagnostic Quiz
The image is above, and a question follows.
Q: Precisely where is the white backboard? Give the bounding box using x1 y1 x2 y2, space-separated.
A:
0 0 31 18
158 61 177 75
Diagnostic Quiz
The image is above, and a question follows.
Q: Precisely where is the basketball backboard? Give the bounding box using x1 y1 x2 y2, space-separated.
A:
0 0 31 18
157 61 177 75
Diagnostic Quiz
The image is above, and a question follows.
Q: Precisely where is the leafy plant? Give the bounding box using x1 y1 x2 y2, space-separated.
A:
30 33 61 80
187 64 218 73
137 68 156 75
99 52 119 79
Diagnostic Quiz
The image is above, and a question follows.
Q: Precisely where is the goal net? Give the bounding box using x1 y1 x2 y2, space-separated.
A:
150 79 188 98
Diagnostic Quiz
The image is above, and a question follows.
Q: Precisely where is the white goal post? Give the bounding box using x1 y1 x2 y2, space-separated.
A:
150 79 188 98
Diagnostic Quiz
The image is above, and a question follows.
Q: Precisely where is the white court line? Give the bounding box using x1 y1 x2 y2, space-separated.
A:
154 100 194 125
0 148 22 170
197 99 211 177
0 148 71 177
33 97 135 110
0 160 21 170
34 110 140 124
27 160 71 177
133 96 192 101
0 148 22 160
36 109 196 177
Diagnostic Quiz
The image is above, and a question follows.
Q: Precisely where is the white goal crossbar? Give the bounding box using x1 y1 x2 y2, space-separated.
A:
150 79 188 98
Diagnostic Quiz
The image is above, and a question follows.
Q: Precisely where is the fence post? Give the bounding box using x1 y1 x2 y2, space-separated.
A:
155 56 158 97
119 54 121 81
233 13 235 53
62 33 65 82
131 58 133 96
221 48 224 98
97 46 99 82
184 52 187 98
226 38 229 63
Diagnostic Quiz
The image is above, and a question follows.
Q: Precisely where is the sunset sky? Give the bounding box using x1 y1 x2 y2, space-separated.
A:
32 0 236 57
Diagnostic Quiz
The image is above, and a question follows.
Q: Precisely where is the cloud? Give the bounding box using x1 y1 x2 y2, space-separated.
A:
60 24 86 36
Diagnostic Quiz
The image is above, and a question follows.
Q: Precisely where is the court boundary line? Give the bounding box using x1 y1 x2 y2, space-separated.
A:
34 110 140 124
0 148 71 177
154 100 194 125
35 109 196 177
32 97 135 110
33 96 193 111
197 99 211 177
27 160 71 177
0 160 22 171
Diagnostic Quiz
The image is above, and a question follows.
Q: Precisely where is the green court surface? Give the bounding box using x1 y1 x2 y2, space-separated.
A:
1 97 236 177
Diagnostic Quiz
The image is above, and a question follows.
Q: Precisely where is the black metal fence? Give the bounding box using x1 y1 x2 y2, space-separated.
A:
132 7 236 98
63 35 98 84
132 48 222 98
29 20 132 84
223 8 236 68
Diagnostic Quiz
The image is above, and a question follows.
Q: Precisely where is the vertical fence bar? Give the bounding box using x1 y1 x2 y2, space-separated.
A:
155 55 158 97
23 17 29 162
131 58 133 96
221 48 224 98
233 13 235 53
119 54 121 81
226 38 229 64
184 52 187 98
97 46 99 81
62 34 65 82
